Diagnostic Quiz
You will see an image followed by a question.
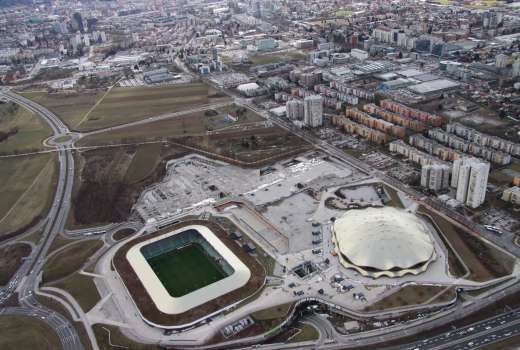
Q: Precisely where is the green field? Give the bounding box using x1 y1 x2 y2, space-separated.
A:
43 239 103 283
249 50 306 65
146 243 227 297
124 143 162 184
21 90 106 129
52 272 101 312
0 315 62 350
0 102 52 153
77 104 262 147
77 83 229 131
0 154 57 236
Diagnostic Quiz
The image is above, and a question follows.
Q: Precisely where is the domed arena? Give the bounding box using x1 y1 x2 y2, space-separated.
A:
332 207 436 278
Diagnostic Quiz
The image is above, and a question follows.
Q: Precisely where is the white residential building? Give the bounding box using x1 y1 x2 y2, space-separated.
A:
502 186 520 205
286 99 304 121
512 59 520 77
495 53 508 68
452 157 490 208
420 164 450 192
303 95 323 127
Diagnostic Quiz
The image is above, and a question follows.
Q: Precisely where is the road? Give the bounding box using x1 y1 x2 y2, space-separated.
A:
0 89 88 350
1 67 519 350
235 98 520 258
237 307 520 350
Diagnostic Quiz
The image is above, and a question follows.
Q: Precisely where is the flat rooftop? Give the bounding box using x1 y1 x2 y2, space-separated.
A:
408 79 460 95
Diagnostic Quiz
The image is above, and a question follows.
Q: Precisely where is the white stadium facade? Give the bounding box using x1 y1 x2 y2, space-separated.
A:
126 224 251 315
332 207 436 278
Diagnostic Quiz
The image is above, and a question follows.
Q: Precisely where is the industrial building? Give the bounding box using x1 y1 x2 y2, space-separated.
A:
143 68 180 84
452 157 490 208
236 82 262 96
407 79 460 98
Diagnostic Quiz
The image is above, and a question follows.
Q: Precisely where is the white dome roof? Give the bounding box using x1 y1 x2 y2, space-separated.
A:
333 207 435 277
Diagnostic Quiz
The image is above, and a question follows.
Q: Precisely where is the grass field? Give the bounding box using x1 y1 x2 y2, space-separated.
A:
0 103 52 154
93 324 161 350
21 90 106 129
0 243 31 285
76 83 229 131
248 50 306 65
419 206 514 282
52 272 101 312
146 243 227 297
43 239 103 283
0 154 57 237
123 143 162 184
0 155 57 235
21 229 43 245
0 315 62 350
364 285 456 312
289 323 320 343
76 103 260 147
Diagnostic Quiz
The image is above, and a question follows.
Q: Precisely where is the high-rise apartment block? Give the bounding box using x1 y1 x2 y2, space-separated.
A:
421 164 450 192
286 99 304 121
452 157 490 208
303 95 323 127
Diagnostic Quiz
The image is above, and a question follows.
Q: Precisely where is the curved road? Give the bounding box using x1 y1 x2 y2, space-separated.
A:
0 89 86 350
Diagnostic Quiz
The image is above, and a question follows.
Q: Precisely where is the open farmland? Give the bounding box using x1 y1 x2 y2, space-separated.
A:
21 90 106 129
0 102 52 154
0 154 57 238
0 315 62 350
76 83 230 131
251 50 306 65
76 104 261 147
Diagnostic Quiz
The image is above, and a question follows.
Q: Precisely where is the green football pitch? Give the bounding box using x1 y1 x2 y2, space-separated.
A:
145 243 228 298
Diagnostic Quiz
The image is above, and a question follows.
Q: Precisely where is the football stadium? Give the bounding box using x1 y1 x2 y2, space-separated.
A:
113 221 265 328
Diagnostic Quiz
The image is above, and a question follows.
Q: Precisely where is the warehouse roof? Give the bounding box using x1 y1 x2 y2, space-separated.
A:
408 79 460 95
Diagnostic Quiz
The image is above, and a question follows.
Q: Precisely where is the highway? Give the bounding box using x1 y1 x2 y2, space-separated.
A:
0 89 87 350
233 307 520 350
235 98 520 258
1 73 519 350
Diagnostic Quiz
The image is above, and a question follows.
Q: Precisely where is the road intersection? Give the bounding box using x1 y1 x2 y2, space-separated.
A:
0 84 519 350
